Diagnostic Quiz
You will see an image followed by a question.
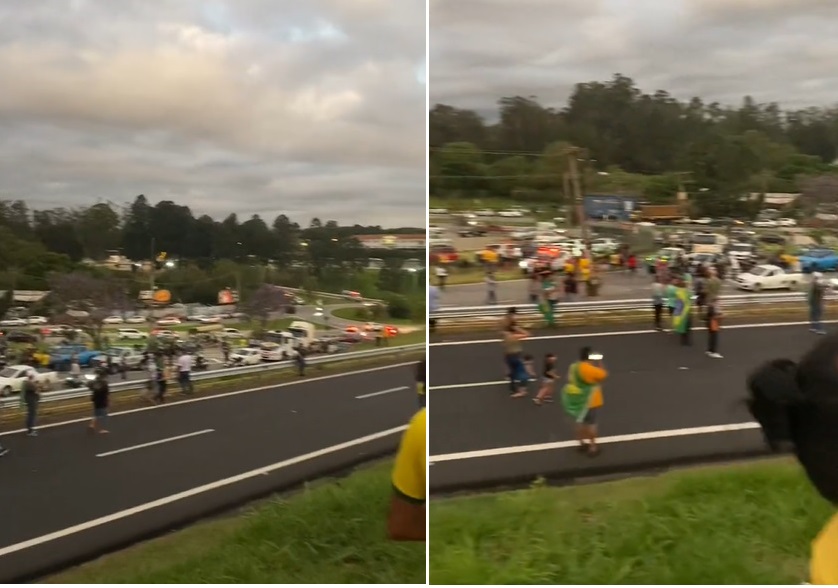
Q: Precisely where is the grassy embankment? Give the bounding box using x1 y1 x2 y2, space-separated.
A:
329 307 424 327
47 462 425 584
430 458 829 584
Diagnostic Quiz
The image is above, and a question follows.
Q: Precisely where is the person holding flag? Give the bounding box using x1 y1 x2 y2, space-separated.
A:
539 270 558 327
671 276 693 346
560 346 608 457
664 277 678 329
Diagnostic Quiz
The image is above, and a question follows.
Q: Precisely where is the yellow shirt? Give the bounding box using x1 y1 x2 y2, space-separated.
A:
811 513 838 584
392 408 426 504
578 362 608 409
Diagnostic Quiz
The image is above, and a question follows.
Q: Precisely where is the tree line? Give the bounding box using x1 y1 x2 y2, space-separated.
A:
430 74 838 217
0 195 426 320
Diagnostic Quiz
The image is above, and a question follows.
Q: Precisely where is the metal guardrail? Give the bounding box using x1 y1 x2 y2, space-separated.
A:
431 292 821 320
0 344 425 410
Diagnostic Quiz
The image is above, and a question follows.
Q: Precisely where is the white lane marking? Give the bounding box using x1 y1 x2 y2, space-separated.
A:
355 386 409 399
0 425 407 558
430 319 838 347
429 422 761 463
431 381 507 390
96 429 215 458
0 361 418 438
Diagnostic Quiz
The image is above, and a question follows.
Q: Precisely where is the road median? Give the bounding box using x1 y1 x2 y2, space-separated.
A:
434 300 834 333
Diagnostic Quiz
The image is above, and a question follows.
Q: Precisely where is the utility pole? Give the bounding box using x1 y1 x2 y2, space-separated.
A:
149 237 156 291
566 148 589 248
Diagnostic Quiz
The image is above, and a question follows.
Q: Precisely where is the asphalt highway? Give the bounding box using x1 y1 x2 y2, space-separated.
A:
0 362 421 582
428 320 826 493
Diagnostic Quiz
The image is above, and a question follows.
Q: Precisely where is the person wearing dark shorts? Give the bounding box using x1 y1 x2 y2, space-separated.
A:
533 353 558 405
88 369 110 434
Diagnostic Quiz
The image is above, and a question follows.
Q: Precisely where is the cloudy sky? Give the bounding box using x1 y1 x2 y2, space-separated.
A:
431 0 838 116
0 0 426 228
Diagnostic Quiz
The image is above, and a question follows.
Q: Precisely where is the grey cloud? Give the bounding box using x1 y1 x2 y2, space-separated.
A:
431 0 838 117
0 0 425 227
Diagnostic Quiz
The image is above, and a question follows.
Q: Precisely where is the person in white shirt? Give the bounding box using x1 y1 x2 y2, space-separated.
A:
176 351 194 395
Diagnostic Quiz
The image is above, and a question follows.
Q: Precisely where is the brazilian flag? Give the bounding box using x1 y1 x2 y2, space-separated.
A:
561 362 595 423
540 278 556 326
671 286 692 334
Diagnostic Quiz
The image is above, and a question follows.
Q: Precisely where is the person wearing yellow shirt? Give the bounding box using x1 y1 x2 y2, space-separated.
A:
746 337 838 583
560 346 608 456
388 408 426 541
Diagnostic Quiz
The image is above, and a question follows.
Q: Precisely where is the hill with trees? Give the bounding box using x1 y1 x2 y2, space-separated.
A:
430 74 838 218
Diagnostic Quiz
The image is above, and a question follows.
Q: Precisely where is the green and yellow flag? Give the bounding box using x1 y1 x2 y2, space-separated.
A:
561 362 595 423
671 286 692 334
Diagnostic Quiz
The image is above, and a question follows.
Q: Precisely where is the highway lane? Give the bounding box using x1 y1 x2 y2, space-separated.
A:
428 321 823 492
0 362 421 582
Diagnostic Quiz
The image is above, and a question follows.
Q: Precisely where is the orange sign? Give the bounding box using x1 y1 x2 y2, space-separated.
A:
152 289 171 304
218 289 239 305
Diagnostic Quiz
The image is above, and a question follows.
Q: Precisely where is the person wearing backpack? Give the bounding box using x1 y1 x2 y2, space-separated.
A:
561 346 608 457
22 371 40 437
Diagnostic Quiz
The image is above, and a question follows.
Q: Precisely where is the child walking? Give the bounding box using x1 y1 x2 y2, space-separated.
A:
533 353 559 405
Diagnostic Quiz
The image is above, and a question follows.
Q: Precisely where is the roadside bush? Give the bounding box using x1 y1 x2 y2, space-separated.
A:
385 294 411 320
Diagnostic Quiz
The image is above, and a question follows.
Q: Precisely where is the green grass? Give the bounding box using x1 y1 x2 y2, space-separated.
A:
330 307 422 326
429 459 832 585
47 462 425 584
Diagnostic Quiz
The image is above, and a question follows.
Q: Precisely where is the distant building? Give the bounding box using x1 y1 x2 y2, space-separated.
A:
354 234 426 250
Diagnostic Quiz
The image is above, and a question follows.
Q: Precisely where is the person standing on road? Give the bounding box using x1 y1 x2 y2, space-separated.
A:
652 278 665 331
428 284 439 334
705 300 723 358
560 346 608 457
533 352 559 406
503 323 531 398
705 266 723 305
435 265 448 290
176 350 194 395
154 359 169 403
664 278 677 329
485 271 498 305
563 272 578 303
672 277 693 346
809 272 828 335
528 273 541 304
22 371 39 437
387 407 426 541
88 368 110 434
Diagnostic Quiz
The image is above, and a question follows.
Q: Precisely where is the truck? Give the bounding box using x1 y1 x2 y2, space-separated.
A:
287 321 317 348
637 204 687 221
0 365 60 397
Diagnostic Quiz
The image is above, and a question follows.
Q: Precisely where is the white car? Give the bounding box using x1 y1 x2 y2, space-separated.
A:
636 221 656 227
429 208 448 215
752 219 777 228
230 348 262 365
125 315 146 324
777 218 797 227
27 316 48 325
0 365 59 397
735 264 802 292
156 317 181 326
498 209 524 218
221 327 244 339
693 217 713 225
0 318 26 327
102 315 124 325
199 316 222 324
475 209 495 217
591 238 619 255
117 328 147 340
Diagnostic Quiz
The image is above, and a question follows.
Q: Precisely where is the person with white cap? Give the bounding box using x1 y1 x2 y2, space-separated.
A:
22 369 40 436
808 272 828 335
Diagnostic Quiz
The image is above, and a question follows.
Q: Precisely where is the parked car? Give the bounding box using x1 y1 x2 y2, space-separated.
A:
0 365 60 397
156 317 182 326
735 264 802 292
117 328 147 340
230 347 262 365
1 330 38 343
27 316 48 325
125 315 146 324
102 315 124 325
49 345 102 369
797 249 838 273
91 347 146 371
0 318 27 327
